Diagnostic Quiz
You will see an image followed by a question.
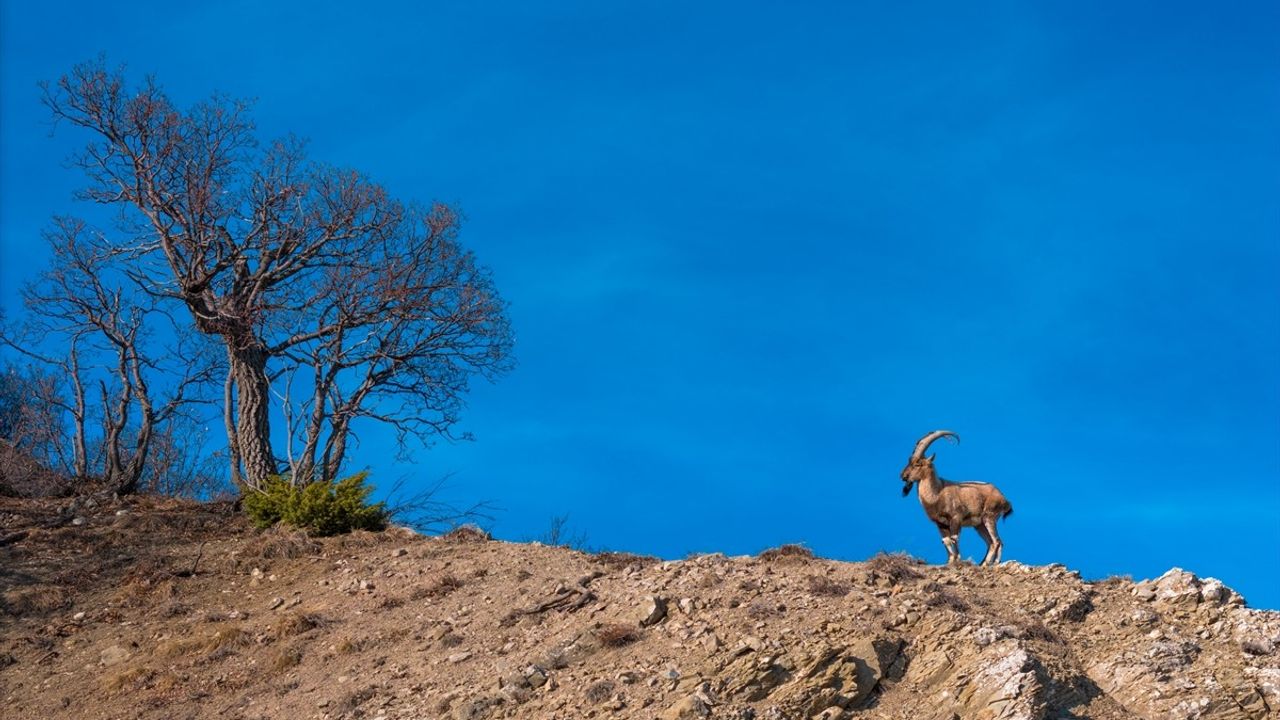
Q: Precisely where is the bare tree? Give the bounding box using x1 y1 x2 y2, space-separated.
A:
0 363 77 496
42 59 514 490
140 416 231 499
8 218 220 495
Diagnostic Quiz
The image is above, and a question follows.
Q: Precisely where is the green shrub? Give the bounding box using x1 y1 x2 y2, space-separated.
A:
244 472 387 536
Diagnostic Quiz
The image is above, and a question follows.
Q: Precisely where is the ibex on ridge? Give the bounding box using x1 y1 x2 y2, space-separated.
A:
900 430 1013 566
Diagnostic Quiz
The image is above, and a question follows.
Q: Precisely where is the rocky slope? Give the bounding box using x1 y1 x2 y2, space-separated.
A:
1 496 1277 719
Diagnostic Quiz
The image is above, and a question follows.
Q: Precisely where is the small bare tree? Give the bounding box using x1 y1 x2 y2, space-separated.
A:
42 59 514 491
0 363 77 496
6 218 219 495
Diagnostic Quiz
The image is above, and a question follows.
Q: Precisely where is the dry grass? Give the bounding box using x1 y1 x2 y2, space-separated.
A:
335 687 377 715
585 679 616 704
271 645 304 672
273 611 324 639
747 598 783 619
335 636 370 654
412 573 464 600
866 552 924 583
157 601 192 619
1096 574 1133 590
924 588 971 612
595 623 641 648
593 551 661 569
378 595 407 610
805 574 851 597
156 627 250 659
1 585 70 617
122 557 174 586
758 544 814 562
439 525 491 543
243 526 321 560
101 666 156 693
1019 620 1063 645
330 529 393 550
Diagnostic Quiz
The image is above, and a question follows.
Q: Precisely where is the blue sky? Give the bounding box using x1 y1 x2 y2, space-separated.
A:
2 2 1278 606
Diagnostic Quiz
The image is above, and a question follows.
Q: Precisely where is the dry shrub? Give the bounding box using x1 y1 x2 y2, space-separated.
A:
439 525 491 543
382 525 420 542
122 557 174 586
151 672 184 695
273 611 324 639
330 529 392 550
1 585 70 617
378 595 407 610
271 645 304 671
593 551 661 569
595 623 641 648
412 573 464 600
924 588 970 612
336 636 370 654
1019 620 1062 645
158 601 192 619
439 632 465 648
1096 574 1133 589
866 552 923 583
585 679 616 704
805 574 851 597
758 544 814 562
243 526 321 560
747 598 782 619
335 686 377 715
157 627 250 659
102 666 156 693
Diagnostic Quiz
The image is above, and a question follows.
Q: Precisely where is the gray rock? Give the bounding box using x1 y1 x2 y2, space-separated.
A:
640 595 669 627
99 645 130 666
1242 638 1275 656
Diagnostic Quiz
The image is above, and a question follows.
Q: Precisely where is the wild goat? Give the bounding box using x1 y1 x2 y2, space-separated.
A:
900 430 1013 566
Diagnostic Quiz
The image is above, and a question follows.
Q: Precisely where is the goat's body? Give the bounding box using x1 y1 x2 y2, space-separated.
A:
916 476 1012 565
901 431 1013 566
918 479 1012 528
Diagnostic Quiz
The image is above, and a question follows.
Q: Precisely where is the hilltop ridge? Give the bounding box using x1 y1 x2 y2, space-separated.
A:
1 495 1277 719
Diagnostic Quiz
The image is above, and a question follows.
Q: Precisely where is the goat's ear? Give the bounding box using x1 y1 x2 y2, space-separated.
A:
926 453 936 464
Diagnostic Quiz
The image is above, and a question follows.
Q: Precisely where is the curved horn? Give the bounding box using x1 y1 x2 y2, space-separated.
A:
909 430 959 463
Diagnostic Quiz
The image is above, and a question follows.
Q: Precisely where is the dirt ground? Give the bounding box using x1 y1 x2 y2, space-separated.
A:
1 495 1277 720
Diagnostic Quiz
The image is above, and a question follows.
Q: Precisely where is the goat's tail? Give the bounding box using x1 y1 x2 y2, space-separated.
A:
1002 504 1014 520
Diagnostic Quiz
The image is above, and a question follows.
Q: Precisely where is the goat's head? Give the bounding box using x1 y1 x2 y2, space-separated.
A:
900 455 936 495
900 430 959 496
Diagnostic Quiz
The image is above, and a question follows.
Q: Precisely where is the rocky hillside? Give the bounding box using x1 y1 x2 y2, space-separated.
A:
1 496 1277 720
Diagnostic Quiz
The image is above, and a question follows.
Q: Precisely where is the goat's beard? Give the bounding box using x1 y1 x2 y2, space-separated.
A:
901 482 913 497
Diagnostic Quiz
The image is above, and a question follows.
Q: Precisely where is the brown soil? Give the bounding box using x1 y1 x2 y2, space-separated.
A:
1 496 1276 720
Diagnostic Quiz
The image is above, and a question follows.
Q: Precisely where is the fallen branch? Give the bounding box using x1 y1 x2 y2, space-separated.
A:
502 571 605 624
174 541 207 578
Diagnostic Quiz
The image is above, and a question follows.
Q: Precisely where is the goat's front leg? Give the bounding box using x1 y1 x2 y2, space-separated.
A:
937 523 959 564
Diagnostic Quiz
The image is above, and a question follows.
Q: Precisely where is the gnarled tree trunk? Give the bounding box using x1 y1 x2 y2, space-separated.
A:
229 344 276 489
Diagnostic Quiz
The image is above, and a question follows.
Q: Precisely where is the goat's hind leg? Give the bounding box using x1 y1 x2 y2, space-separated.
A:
974 523 995 566
982 516 1004 565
